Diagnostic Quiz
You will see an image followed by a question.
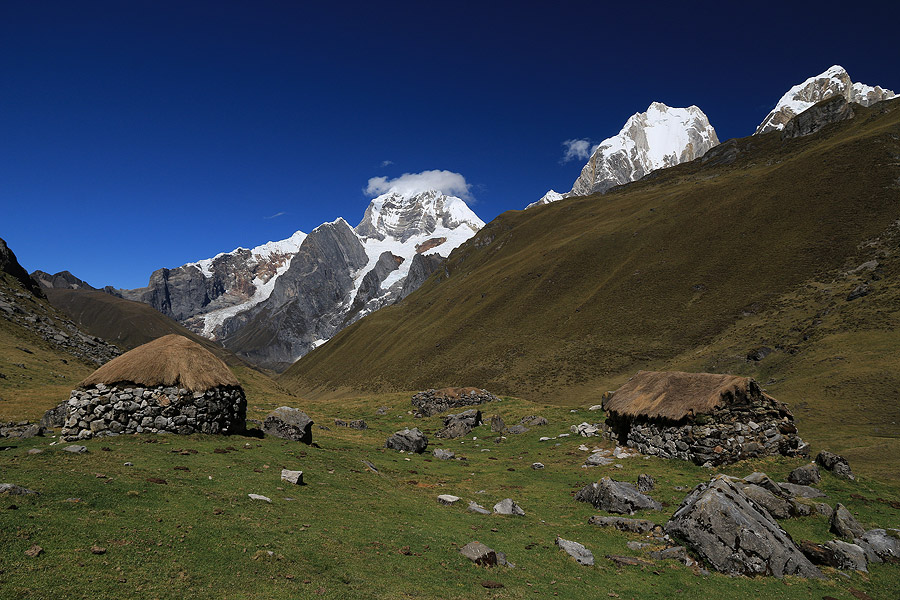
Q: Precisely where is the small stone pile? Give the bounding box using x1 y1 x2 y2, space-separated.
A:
61 383 246 440
411 387 498 417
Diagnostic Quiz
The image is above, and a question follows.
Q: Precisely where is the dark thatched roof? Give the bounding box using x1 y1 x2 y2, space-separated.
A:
603 370 756 421
80 334 240 392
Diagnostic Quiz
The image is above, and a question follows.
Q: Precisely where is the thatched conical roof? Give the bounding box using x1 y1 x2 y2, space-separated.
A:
603 370 755 421
80 334 240 392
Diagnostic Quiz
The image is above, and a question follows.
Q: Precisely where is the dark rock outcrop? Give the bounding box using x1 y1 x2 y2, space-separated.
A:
386 428 427 453
575 477 662 514
399 252 445 300
781 96 855 139
816 451 855 480
830 503 866 539
31 270 95 290
587 516 658 534
436 409 482 439
263 407 314 444
787 463 820 486
664 475 823 578
0 237 44 298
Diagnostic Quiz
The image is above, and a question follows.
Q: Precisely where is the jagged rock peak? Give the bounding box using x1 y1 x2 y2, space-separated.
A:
31 270 95 290
755 65 896 135
355 189 484 243
525 189 565 210
568 102 719 199
185 229 307 278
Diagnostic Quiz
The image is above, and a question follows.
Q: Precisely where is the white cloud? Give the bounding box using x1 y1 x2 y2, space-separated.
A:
380 160 394 167
365 169 472 200
561 138 594 163
263 211 286 219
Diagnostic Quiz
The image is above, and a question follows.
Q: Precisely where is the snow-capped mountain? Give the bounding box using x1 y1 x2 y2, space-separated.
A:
116 189 483 370
530 102 719 208
755 65 896 135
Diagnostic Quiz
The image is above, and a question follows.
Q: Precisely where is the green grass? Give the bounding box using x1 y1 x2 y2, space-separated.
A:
2 395 898 599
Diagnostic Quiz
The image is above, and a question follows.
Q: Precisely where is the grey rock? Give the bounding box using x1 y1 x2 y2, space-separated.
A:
556 537 594 566
664 475 823 578
790 499 813 517
846 283 870 301
437 494 461 505
649 546 695 566
399 252 446 300
40 402 67 429
519 415 547 427
743 472 785 496
787 463 820 486
63 445 87 454
575 477 662 514
740 483 793 519
824 540 868 572
467 501 491 515
281 469 304 485
584 452 614 467
531 462 545 470
248 493 271 503
636 474 654 493
490 414 505 433
436 409 482 439
815 503 834 518
333 418 367 430
411 388 498 417
493 498 525 516
262 407 314 444
587 516 657 534
816 451 855 480
386 428 428 453
778 482 826 498
781 95 856 139
459 541 497 567
856 529 900 560
433 448 455 460
504 424 528 435
0 483 39 495
26 448 43 455
831 503 866 539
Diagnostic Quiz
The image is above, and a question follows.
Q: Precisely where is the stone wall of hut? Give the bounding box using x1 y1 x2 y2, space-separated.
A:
602 402 809 466
60 383 246 441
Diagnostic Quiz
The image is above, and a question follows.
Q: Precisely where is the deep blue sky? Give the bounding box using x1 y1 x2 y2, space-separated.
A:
3 1 898 288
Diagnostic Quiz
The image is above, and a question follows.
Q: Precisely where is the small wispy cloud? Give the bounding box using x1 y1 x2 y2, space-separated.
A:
381 160 394 167
561 138 594 163
365 169 472 200
264 211 286 220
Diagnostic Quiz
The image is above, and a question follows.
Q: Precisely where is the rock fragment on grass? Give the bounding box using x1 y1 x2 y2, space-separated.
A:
460 541 497 567
587 516 657 533
787 463 820 486
531 462 544 470
281 469 303 485
438 494 461 505
556 537 594 566
575 477 662 514
816 451 855 480
0 483 39 495
468 501 491 515
778 482 826 498
831 503 866 539
856 528 900 561
636 474 654 493
824 540 868 571
248 494 272 503
63 445 87 453
433 448 455 460
493 498 525 516
263 407 314 444
386 428 428 453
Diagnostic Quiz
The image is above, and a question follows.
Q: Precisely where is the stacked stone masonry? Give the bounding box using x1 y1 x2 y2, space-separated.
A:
603 401 809 466
60 383 246 441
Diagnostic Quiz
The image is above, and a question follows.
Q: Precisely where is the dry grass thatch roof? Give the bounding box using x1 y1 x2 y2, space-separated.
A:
603 370 754 421
80 334 240 392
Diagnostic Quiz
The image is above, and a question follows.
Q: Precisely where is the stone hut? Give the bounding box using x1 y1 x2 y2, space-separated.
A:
602 371 808 466
60 334 246 440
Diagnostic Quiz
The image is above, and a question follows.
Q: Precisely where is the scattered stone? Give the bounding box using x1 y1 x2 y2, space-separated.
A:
263 407 314 444
468 501 491 515
386 428 428 453
649 546 696 566
824 540 869 571
504 424 528 435
24 544 43 557
438 494 461 505
433 448 455 460
664 475 823 578
412 388 498 417
636 474 654 493
375 406 389 415
846 284 870 301
520 415 548 427
606 554 653 568
63 445 87 454
361 460 379 473
531 462 544 470
333 418 367 430
799 540 839 567
90 545 106 555
831 503 866 539
556 537 594 566
572 422 599 437
747 346 773 362
584 451 614 467
480 580 504 589
575 477 662 514
146 478 167 485
27 448 43 455
778 482 826 498
437 409 482 439
490 414 505 432
816 451 855 480
493 498 525 516
0 483 39 495
124 462 133 466
248 494 272 503
788 463 820 486
815 503 834 518
790 499 813 517
588 404 603 411
460 541 497 567
281 469 304 485
587 516 657 534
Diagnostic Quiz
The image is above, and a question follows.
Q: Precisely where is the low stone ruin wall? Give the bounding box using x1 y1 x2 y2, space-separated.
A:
412 388 499 417
603 404 809 466
60 383 246 441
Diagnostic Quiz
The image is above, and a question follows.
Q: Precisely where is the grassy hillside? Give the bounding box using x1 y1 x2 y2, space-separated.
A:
281 100 900 477
2 394 898 599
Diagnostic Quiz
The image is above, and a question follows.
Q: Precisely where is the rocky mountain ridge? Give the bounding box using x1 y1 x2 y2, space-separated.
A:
529 102 719 209
755 65 896 135
112 190 483 370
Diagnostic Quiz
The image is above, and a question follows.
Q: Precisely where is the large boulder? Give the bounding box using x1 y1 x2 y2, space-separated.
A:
556 537 594 566
831 503 866 539
493 498 525 516
575 477 662 514
823 540 868 572
664 475 823 578
460 541 497 567
436 409 482 439
816 451 855 480
787 463 820 486
386 428 428 453
739 483 793 519
40 401 67 429
856 529 900 561
263 407 314 444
